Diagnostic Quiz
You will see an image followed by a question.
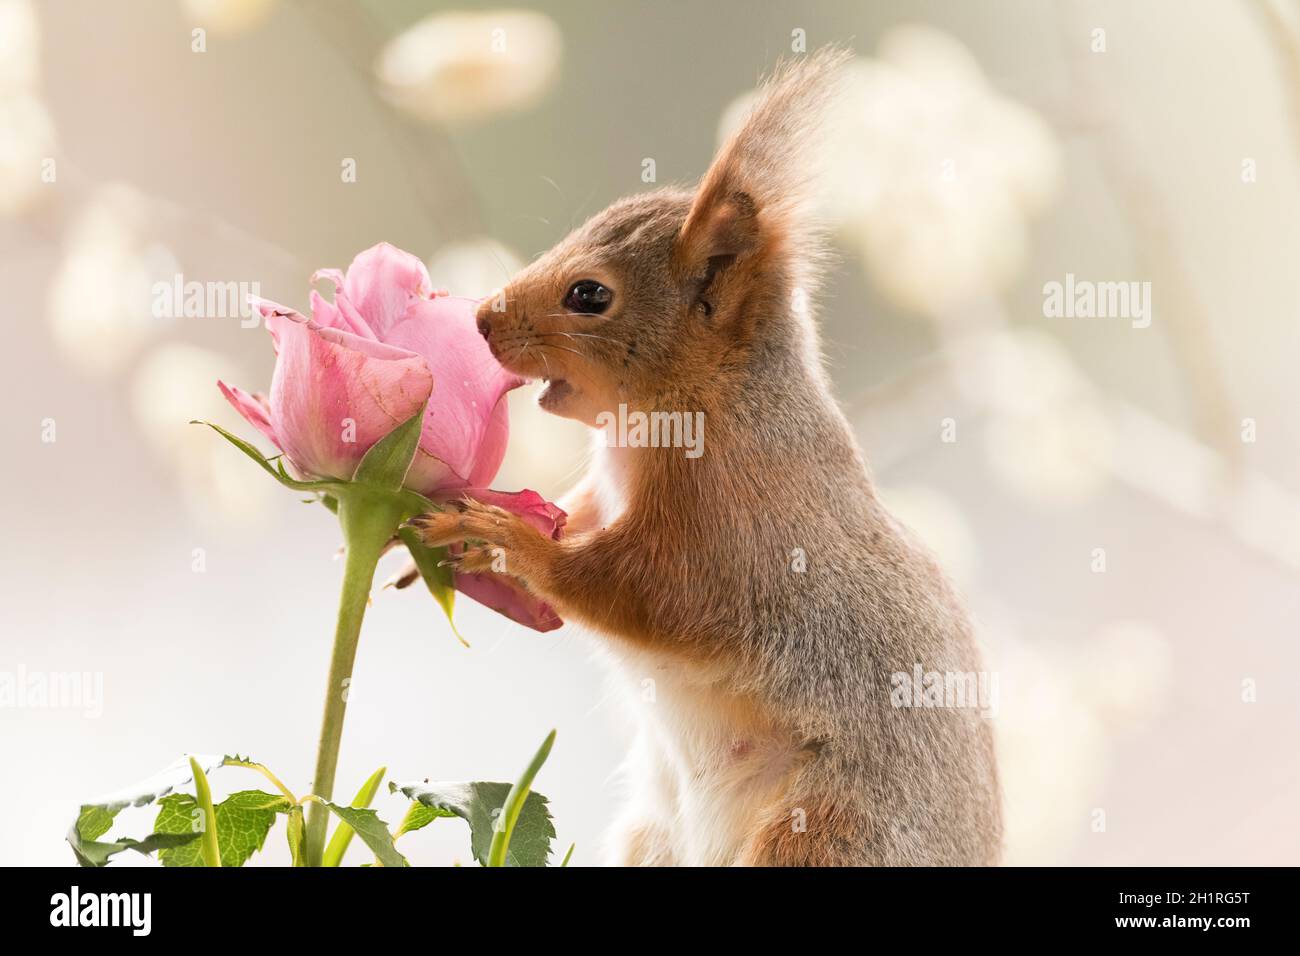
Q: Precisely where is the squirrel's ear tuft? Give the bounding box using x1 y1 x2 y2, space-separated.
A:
677 46 851 275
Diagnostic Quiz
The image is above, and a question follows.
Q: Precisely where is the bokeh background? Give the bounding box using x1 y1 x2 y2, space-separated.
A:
3 0 1298 866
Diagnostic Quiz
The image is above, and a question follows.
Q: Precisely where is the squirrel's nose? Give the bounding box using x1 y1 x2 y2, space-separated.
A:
476 313 493 340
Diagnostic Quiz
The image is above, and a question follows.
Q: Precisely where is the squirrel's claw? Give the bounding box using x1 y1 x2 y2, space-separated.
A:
437 547 500 575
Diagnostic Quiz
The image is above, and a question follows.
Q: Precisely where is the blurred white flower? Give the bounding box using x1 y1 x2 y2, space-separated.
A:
180 0 276 35
877 484 977 586
958 327 1084 416
985 395 1113 505
1077 621 1172 726
131 343 273 523
376 9 561 124
427 236 523 298
987 616 1172 863
47 184 179 375
985 625 1107 865
0 0 53 217
0 0 39 92
0 93 55 216
972 329 1114 504
720 25 1060 317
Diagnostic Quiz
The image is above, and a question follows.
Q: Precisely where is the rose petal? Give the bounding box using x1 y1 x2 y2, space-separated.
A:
308 288 378 340
265 308 433 481
457 487 567 539
444 488 566 631
453 570 563 633
340 242 433 336
384 295 523 494
465 392 511 489
217 380 281 449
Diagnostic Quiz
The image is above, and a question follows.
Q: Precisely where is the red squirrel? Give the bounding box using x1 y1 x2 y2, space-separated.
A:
408 48 1002 866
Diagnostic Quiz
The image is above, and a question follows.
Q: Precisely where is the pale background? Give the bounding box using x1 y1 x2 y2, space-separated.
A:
2 0 1298 866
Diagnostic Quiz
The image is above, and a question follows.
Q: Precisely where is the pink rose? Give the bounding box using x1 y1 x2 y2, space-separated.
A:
218 242 564 631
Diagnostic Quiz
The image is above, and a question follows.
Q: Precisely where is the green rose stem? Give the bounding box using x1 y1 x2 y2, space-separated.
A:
302 497 405 868
196 411 451 867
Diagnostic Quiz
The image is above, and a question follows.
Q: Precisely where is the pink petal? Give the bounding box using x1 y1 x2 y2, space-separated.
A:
383 295 523 494
248 294 297 354
446 488 567 631
457 488 567 539
453 570 563 633
340 242 433 337
264 308 433 482
217 381 281 450
465 393 511 489
308 288 376 340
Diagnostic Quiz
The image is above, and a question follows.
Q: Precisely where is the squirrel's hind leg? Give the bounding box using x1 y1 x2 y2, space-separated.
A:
734 797 875 867
604 817 677 867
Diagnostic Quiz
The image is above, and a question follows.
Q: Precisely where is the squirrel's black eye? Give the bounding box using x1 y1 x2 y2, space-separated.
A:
563 280 613 315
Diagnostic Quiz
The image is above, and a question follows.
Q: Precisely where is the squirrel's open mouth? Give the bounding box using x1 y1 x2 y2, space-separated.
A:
537 377 572 411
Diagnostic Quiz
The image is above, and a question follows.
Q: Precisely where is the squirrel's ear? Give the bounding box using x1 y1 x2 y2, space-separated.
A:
677 184 760 271
677 46 850 280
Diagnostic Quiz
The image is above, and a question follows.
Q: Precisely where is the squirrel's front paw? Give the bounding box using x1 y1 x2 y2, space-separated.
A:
404 499 517 549
437 545 506 576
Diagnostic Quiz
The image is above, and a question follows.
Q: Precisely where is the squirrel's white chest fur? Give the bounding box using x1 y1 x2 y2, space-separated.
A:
581 443 800 865
597 648 802 866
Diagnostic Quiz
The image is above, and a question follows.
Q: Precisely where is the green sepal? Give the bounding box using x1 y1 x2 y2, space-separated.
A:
193 416 437 520
398 527 465 646
350 410 423 490
191 421 342 495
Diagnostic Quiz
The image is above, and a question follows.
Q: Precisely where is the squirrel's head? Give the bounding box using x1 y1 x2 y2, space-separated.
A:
476 47 849 425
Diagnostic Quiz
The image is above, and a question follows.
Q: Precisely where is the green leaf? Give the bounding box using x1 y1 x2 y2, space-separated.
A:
68 753 295 867
76 753 230 816
68 828 199 868
394 802 455 838
397 526 466 646
389 779 556 868
153 790 290 868
321 766 387 867
560 842 575 867
75 805 117 842
488 729 556 867
321 803 407 868
350 410 424 490
68 753 231 866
